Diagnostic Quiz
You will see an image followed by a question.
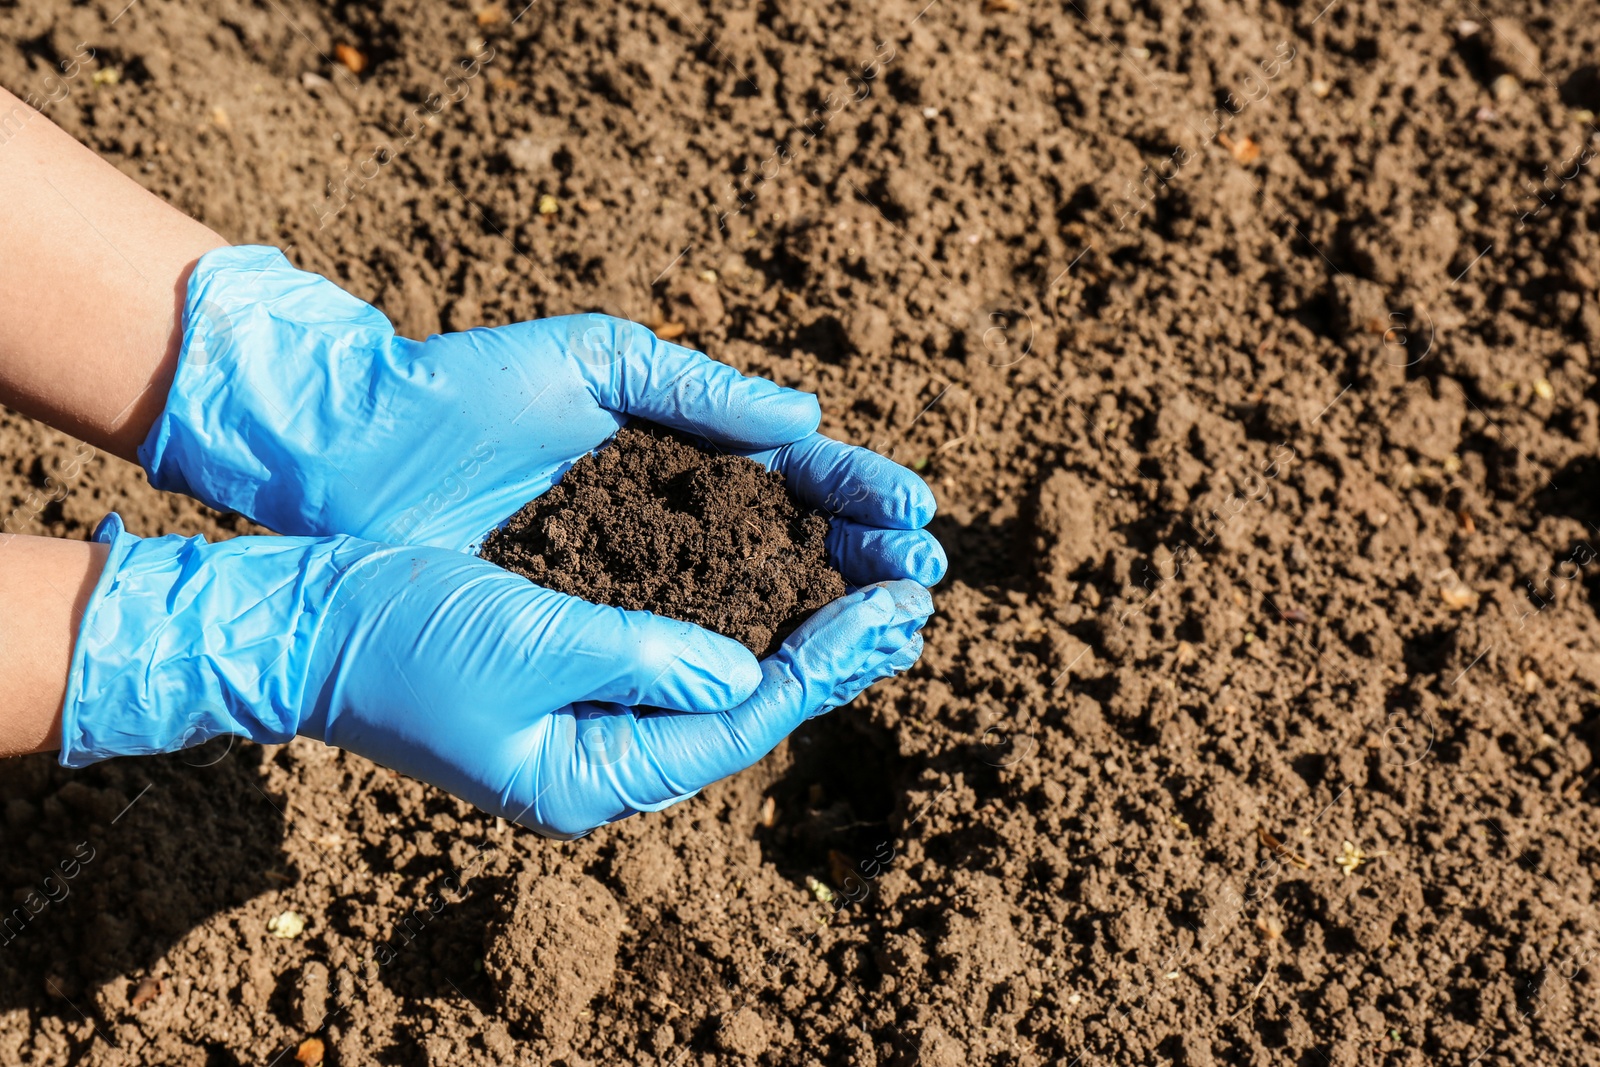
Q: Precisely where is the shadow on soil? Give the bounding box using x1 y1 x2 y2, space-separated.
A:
0 740 286 1017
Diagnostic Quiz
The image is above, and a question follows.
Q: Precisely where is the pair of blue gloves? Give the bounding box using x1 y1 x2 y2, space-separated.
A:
61 248 944 837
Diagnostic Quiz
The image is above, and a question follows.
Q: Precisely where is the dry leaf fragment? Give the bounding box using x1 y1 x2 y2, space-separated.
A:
1257 826 1311 869
828 849 857 891
131 976 162 1009
334 43 367 75
296 1037 326 1065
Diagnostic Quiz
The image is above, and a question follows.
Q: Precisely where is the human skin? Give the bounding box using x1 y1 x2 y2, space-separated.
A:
0 86 222 754
0 86 226 461
0 536 106 757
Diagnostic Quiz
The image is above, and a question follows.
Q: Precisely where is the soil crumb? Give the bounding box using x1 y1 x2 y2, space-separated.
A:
480 425 846 655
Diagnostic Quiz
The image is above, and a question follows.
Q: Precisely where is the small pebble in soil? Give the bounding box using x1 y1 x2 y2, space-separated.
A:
480 424 846 656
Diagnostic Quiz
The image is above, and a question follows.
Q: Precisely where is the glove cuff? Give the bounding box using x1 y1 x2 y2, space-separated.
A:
136 244 398 537
58 513 358 767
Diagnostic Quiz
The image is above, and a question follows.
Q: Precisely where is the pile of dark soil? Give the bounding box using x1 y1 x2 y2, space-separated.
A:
3 1 1600 1066
480 426 845 656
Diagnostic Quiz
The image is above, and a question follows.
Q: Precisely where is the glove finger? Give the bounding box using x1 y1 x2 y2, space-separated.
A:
745 434 936 530
534 591 761 713
831 633 925 716
563 314 820 449
828 520 948 587
614 634 927 820
610 580 932 809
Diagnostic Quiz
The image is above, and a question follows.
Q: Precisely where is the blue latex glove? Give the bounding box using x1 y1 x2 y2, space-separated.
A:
62 515 933 838
139 245 946 587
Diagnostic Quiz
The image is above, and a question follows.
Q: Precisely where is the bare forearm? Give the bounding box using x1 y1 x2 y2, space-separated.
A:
0 86 226 460
0 535 106 757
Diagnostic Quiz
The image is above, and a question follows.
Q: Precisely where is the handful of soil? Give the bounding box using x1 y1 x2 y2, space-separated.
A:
480 425 846 656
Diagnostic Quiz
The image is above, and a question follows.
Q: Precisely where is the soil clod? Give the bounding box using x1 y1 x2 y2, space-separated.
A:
480 425 846 656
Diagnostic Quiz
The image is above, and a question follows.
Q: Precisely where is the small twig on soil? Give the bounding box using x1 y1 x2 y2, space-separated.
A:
1257 826 1311 869
937 394 979 453
1225 954 1274 1021
1564 767 1600 801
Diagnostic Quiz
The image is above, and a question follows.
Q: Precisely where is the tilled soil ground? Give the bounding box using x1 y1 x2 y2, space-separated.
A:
3 0 1600 1064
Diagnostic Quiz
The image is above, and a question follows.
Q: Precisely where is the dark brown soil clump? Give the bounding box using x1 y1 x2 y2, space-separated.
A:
480 426 845 656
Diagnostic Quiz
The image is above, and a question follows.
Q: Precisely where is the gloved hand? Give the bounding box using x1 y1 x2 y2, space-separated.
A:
139 246 945 587
62 515 933 838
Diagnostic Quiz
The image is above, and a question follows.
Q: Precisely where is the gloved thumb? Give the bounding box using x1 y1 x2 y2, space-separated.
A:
546 594 762 713
599 580 933 815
